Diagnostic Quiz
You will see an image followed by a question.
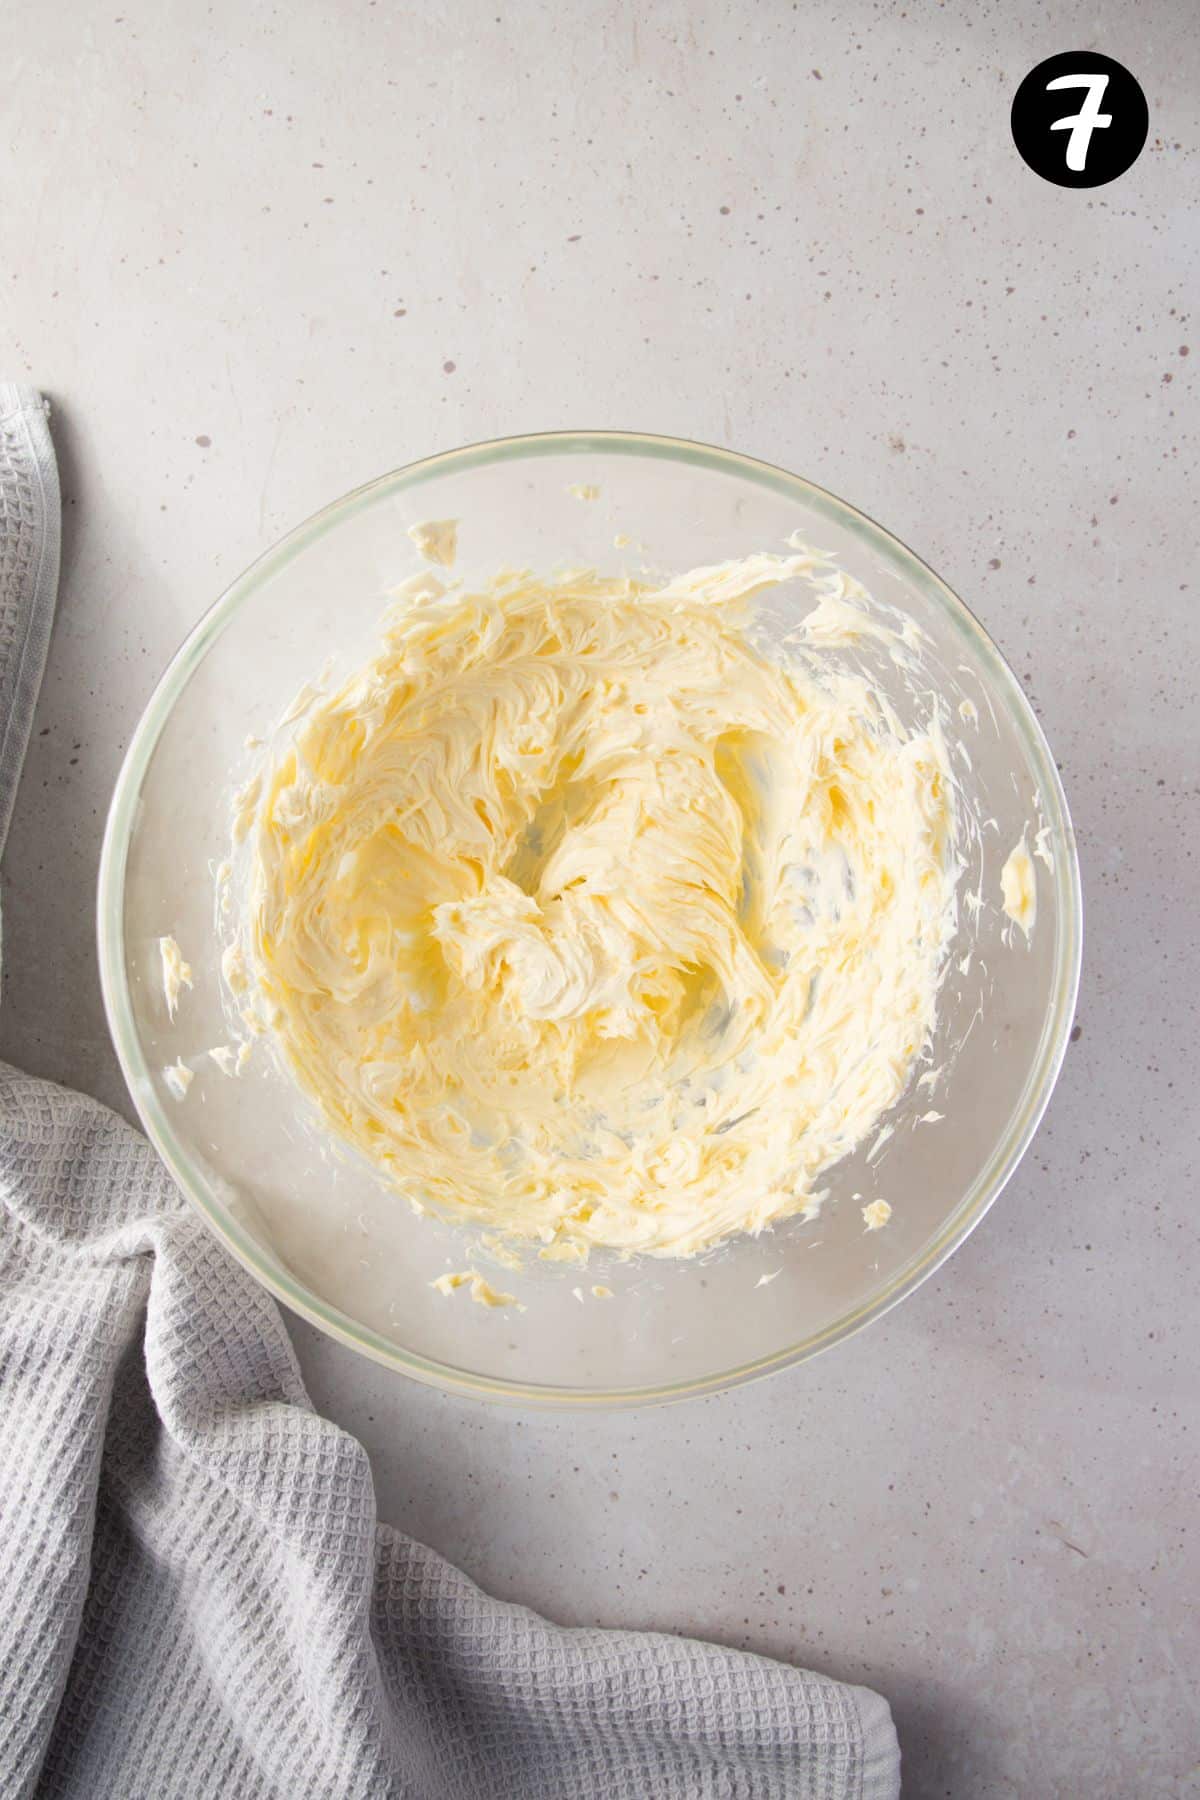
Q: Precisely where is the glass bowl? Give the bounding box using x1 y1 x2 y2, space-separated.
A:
98 432 1081 1406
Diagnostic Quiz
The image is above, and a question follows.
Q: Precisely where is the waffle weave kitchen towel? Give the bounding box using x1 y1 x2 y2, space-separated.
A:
0 385 900 1800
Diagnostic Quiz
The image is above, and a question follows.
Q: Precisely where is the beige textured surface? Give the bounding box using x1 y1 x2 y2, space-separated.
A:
2 0 1197 1792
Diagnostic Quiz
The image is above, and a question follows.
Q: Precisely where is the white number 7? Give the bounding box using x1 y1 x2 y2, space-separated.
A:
1046 73 1112 172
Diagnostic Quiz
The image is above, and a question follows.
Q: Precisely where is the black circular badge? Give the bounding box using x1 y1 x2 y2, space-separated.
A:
1011 52 1148 188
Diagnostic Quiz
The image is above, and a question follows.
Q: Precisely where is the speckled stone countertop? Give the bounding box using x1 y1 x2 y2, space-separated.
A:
3 1 1197 1792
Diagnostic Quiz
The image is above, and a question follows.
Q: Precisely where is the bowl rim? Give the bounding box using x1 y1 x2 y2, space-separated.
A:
97 428 1083 1408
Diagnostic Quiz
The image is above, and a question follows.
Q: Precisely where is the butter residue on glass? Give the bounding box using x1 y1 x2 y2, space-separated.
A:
159 935 192 1019
431 1269 522 1310
1001 834 1037 936
163 1058 193 1100
221 548 966 1262
406 519 458 568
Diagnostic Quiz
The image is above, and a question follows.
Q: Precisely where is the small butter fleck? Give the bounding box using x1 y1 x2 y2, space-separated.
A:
862 1199 892 1232
567 483 601 502
164 1059 193 1100
408 518 458 567
431 1268 522 1310
159 936 192 1019
590 1284 613 1299
1001 836 1037 936
207 1045 238 1076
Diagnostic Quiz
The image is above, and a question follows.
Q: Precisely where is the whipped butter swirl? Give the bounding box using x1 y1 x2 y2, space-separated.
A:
231 551 960 1258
